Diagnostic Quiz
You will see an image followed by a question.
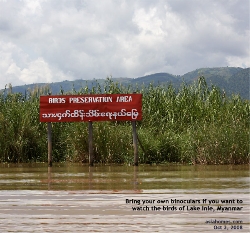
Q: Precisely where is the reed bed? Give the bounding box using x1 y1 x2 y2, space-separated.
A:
0 77 249 164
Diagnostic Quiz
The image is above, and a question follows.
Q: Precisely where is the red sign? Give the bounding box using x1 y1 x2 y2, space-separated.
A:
40 94 142 122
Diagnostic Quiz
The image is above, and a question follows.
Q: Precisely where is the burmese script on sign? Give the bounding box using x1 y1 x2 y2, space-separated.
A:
40 94 142 122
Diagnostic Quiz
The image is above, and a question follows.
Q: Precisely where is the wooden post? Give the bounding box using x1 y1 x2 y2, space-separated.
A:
132 121 139 166
88 121 94 166
47 122 52 167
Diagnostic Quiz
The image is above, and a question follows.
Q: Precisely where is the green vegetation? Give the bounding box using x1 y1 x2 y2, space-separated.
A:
0 77 249 165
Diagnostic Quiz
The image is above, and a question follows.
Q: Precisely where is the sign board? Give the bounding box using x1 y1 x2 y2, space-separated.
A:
40 94 142 122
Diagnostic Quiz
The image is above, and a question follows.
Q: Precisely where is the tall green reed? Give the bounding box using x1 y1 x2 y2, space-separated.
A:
0 77 249 164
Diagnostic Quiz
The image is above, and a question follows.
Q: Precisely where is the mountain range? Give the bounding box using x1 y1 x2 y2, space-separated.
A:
2 67 249 99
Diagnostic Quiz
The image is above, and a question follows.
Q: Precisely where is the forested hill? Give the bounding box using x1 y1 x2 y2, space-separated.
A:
2 67 249 99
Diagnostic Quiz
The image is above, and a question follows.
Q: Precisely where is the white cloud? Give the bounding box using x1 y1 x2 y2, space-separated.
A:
19 57 52 84
133 7 164 36
226 56 250 68
20 0 43 17
0 0 249 89
0 40 72 87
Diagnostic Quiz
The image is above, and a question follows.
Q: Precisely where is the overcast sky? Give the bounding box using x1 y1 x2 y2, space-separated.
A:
0 0 249 89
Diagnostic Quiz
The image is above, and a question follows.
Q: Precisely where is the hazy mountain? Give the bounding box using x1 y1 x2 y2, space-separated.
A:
1 67 249 99
181 67 243 81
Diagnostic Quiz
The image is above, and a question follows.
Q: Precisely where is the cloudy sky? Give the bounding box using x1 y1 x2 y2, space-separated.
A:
0 0 249 89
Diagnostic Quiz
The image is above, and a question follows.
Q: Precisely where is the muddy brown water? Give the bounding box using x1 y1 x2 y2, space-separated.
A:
0 163 249 232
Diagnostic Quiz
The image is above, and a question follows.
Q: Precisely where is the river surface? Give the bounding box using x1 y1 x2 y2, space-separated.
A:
0 163 249 232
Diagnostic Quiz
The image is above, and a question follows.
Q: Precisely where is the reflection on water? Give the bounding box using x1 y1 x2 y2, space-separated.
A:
0 163 249 232
0 163 249 191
